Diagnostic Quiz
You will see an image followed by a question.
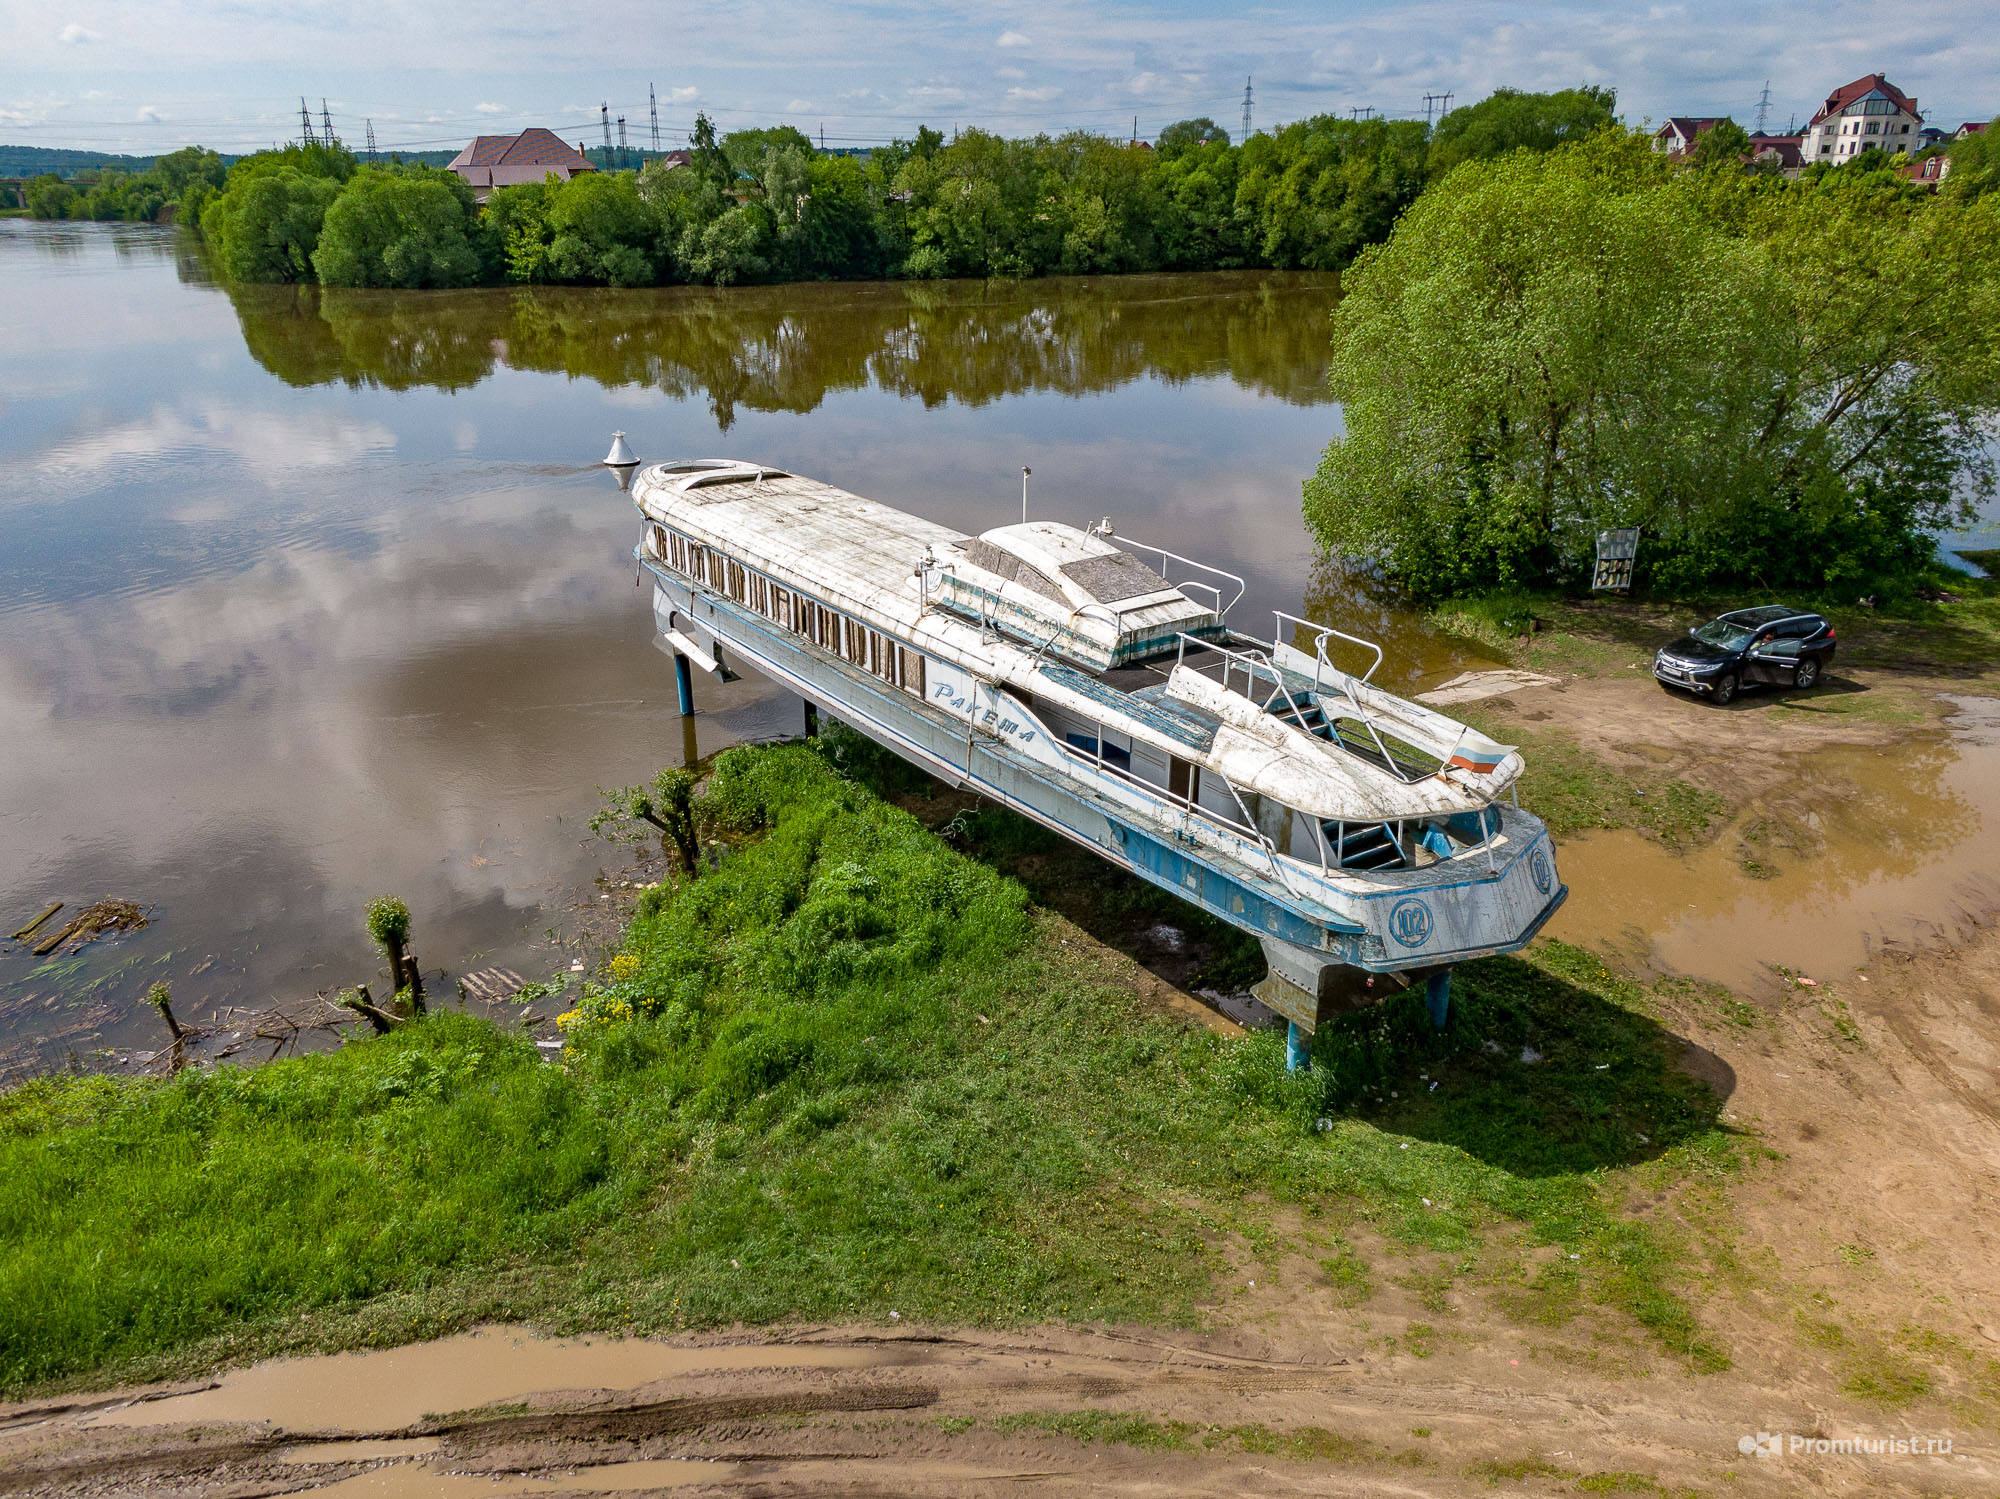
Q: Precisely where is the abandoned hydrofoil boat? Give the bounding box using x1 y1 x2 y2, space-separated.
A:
629 459 1566 1056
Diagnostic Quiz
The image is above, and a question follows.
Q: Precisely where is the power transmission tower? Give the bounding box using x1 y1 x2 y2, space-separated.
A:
1349 105 1377 121
650 83 661 151
1241 77 1253 138
617 115 628 168
1423 91 1453 129
600 103 612 166
1755 79 1773 135
299 97 314 148
365 119 376 160
321 98 335 147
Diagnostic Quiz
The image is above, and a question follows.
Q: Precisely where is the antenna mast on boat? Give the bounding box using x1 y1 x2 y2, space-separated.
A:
1021 466 1032 524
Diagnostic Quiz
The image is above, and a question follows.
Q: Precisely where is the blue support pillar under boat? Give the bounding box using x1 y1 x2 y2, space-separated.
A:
1285 1020 1312 1071
1425 970 1451 1029
672 652 694 717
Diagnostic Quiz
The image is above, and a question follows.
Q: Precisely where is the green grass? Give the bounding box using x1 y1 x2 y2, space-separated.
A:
1471 723 1723 849
0 743 1737 1393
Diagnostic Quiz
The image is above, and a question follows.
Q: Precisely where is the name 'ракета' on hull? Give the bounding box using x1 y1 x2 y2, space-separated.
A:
630 459 1567 1059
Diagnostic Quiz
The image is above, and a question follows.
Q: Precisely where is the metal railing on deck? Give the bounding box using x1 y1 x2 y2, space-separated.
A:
1092 525 1247 619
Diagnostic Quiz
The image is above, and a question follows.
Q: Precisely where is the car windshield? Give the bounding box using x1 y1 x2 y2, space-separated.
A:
1691 619 1755 649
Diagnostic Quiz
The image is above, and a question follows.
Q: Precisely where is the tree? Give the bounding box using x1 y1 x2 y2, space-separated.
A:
1304 130 2000 599
203 168 341 282
24 175 75 219
1943 118 2000 202
1156 117 1230 160
542 172 664 286
1426 86 1618 179
312 168 483 288
1687 118 1752 171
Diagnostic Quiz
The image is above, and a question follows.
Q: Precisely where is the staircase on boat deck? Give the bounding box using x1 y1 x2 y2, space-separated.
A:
1263 690 1413 871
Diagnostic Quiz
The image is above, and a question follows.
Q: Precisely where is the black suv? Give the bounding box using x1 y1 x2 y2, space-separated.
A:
1653 605 1836 705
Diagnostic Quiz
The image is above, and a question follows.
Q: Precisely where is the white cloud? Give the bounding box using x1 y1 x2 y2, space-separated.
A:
669 86 698 103
1006 85 1060 102
997 30 1030 48
136 105 163 122
476 101 505 115
996 65 1026 80
57 22 100 44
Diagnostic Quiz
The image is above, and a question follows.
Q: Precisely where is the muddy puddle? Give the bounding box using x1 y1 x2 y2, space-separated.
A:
99 1327 905 1433
1551 695 2000 988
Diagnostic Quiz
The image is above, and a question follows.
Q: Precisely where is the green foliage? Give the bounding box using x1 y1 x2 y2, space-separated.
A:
364 896 411 952
1425 86 1618 179
1156 117 1231 160
201 167 342 283
1943 117 2000 203
165 85 1633 291
1687 119 1752 171
312 167 485 288
1306 128 2000 600
19 146 227 223
0 746 1735 1391
24 175 75 220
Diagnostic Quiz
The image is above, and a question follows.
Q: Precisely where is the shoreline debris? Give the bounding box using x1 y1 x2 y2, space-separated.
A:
11 902 63 941
31 900 148 957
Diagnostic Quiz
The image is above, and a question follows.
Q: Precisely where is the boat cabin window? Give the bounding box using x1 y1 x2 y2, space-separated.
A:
1059 551 1171 604
960 540 1065 603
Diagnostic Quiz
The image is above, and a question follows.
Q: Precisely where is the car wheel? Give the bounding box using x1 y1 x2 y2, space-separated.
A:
1711 672 1739 706
1793 656 1821 690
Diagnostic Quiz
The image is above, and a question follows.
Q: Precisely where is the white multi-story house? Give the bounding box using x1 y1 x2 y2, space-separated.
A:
1800 74 1922 164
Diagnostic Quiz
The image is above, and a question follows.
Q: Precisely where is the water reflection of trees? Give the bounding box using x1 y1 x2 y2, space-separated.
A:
221 272 1338 426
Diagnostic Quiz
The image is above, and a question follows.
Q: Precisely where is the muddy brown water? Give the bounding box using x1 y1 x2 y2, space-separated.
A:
97 1327 904 1432
1551 696 2000 990
1 221 1996 1075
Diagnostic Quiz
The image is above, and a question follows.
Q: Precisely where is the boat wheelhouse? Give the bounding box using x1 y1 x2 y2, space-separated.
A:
631 459 1566 1051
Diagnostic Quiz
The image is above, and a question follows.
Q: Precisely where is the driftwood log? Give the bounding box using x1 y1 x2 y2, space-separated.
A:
338 983 404 1035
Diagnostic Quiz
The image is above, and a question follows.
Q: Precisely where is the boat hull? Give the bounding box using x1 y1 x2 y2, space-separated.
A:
642 553 1566 1032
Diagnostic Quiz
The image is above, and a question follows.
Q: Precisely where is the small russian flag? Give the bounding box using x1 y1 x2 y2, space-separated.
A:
1446 729 1513 775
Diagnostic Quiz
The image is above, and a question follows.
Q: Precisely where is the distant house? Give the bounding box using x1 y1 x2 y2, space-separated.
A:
652 149 693 171
446 128 596 200
1653 117 1727 156
1955 120 1989 142
1748 132 1805 175
1799 74 1922 164
1904 152 1951 185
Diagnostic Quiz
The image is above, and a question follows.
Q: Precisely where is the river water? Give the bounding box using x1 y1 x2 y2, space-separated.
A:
1 222 1993 1075
0 223 1399 1072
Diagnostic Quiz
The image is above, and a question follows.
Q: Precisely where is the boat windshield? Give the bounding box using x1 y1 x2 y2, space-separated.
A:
1691 619 1754 649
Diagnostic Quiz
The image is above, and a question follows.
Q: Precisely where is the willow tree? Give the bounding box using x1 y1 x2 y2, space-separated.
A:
1305 130 2000 598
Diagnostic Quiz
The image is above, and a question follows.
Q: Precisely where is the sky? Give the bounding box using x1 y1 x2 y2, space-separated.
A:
4 0 1996 156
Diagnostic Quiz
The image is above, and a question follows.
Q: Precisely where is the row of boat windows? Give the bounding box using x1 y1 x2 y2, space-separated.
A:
653 525 927 698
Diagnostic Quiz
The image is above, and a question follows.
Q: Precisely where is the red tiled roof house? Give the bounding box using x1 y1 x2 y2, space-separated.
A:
1799 74 1922 164
446 128 596 200
1652 117 1728 156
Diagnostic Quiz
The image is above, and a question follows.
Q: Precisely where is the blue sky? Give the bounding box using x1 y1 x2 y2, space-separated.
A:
6 0 1996 155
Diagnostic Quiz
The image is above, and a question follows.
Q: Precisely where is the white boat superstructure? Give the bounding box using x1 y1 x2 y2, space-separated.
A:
630 459 1566 1050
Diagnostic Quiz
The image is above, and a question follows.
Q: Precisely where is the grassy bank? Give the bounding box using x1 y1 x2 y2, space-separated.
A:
1428 565 2000 687
0 744 1736 1394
